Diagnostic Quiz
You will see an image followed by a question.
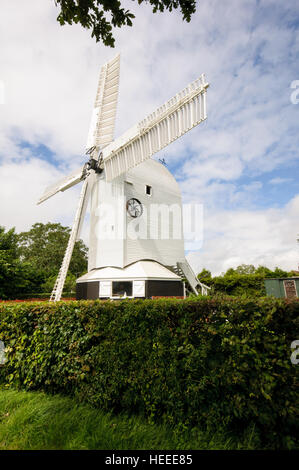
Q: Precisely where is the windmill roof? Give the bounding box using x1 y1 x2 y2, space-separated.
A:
125 158 180 195
77 260 181 282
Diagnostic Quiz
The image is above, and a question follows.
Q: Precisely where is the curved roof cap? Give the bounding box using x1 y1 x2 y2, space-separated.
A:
126 158 181 195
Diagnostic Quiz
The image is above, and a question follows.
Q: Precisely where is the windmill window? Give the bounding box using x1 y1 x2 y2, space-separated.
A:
112 281 133 298
145 185 152 196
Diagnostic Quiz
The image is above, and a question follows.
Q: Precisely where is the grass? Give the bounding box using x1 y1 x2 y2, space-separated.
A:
0 388 261 450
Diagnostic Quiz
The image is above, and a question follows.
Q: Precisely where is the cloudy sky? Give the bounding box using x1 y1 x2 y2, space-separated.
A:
0 0 298 275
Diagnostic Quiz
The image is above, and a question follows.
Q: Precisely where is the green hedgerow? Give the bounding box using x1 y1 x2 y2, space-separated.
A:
0 296 298 449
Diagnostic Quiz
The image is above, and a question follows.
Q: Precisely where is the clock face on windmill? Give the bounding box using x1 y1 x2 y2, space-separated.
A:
126 198 143 218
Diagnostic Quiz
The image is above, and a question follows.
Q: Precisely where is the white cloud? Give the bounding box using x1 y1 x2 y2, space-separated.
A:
0 157 83 233
269 177 292 185
0 0 298 277
187 195 299 275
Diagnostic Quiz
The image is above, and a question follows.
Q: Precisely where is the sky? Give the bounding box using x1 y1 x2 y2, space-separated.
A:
0 0 298 275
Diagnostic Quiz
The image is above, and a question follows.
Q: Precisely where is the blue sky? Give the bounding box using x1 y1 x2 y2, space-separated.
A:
0 0 298 274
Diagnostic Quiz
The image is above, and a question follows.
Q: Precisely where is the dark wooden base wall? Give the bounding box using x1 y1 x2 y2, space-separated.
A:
76 280 184 300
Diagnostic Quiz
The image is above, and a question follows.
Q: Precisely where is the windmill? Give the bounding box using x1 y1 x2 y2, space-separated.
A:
38 55 210 301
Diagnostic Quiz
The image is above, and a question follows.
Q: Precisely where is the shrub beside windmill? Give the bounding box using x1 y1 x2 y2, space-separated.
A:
38 55 210 301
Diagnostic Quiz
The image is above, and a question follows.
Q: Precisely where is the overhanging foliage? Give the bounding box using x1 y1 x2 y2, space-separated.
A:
54 0 197 46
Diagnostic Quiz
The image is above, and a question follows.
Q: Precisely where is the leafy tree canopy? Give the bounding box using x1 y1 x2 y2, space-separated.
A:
0 226 42 299
197 268 212 285
0 226 18 262
18 222 88 277
223 264 291 278
198 264 297 297
41 273 77 293
0 223 88 299
54 0 197 46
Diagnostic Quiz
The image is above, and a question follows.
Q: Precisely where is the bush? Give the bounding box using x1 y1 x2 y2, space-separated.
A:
212 274 266 296
41 274 77 294
0 297 298 448
0 293 75 301
197 265 299 297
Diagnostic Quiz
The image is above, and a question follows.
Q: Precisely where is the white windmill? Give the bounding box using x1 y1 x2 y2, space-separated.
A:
38 55 210 301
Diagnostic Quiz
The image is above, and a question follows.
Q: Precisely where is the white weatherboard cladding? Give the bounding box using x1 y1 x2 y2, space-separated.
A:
88 172 125 271
88 159 185 270
124 159 185 267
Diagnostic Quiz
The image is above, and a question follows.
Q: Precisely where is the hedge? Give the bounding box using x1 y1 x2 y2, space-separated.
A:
0 292 75 301
0 296 298 448
211 274 267 297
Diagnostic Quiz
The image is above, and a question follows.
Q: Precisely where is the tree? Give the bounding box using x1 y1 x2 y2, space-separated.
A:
41 273 77 293
0 226 41 299
0 223 88 299
224 264 257 276
0 226 18 262
197 264 297 298
18 222 88 278
54 0 197 46
0 226 18 298
234 264 256 275
197 268 212 286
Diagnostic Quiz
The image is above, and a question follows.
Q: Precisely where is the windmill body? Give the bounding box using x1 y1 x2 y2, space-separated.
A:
77 158 187 299
88 158 185 270
38 55 211 301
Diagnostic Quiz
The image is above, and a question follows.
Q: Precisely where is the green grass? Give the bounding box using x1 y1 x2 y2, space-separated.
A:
0 388 262 450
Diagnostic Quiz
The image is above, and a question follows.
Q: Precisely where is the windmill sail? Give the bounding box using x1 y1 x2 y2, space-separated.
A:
50 178 89 301
37 56 121 206
76 174 92 241
102 74 209 181
37 166 85 205
86 54 120 151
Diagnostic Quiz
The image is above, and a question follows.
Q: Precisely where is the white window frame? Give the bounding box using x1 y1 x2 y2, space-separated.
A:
133 280 145 297
99 281 112 298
